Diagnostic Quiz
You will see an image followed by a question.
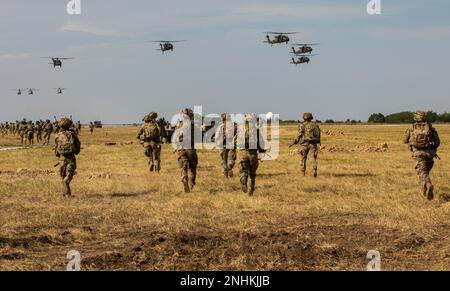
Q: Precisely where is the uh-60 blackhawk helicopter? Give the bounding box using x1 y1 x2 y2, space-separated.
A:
264 32 299 45
153 40 186 53
54 88 67 94
14 89 26 95
291 55 317 66
291 43 320 55
41 57 74 68
26 88 39 95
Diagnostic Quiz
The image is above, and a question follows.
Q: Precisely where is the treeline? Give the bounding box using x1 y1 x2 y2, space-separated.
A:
368 111 450 124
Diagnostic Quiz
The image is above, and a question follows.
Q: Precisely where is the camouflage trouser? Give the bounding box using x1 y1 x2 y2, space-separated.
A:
239 150 259 192
299 143 318 176
43 132 51 145
412 151 435 190
27 132 34 144
220 148 236 175
178 149 198 190
143 141 161 171
58 154 77 196
36 132 42 143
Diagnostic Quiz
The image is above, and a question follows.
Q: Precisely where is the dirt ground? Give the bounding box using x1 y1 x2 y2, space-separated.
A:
1 124 449 270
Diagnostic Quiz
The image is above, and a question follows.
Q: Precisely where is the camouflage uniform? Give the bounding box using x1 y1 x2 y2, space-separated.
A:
236 114 266 196
215 113 237 177
55 118 81 197
173 109 200 193
43 120 53 145
26 121 35 144
403 111 440 200
35 121 43 143
291 113 321 177
137 112 162 172
89 122 94 134
19 120 27 144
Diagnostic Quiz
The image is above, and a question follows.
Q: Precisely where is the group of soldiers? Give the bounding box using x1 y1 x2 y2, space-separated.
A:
10 109 440 200
0 120 98 145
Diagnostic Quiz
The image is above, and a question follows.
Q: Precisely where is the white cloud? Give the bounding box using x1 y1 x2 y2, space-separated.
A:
58 20 126 37
372 26 450 40
0 53 32 60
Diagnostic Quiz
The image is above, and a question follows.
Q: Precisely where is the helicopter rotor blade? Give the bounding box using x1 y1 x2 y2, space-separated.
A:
265 32 299 35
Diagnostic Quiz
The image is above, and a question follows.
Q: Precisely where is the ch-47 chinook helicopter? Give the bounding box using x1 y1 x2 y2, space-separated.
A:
54 88 67 94
264 32 299 45
153 40 186 53
41 57 74 68
291 43 320 55
291 55 316 66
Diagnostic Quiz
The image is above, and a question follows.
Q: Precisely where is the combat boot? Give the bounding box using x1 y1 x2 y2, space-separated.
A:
426 183 434 201
314 170 318 178
228 170 233 178
183 180 190 193
189 178 195 191
155 161 161 173
149 164 154 172
62 180 71 197
248 179 255 196
240 177 248 193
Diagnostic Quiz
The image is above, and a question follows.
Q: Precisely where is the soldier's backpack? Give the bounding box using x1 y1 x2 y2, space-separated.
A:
56 131 81 155
411 123 433 148
143 122 160 142
303 122 321 143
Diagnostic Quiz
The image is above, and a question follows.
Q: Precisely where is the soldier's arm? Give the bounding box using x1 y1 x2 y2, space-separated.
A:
403 128 411 144
291 125 304 146
136 126 144 139
432 128 440 150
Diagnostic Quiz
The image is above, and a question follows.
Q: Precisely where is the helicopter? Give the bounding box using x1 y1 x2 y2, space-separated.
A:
41 57 74 68
291 43 320 55
54 88 67 94
264 32 299 46
290 55 316 66
26 88 39 95
14 89 26 95
153 40 186 53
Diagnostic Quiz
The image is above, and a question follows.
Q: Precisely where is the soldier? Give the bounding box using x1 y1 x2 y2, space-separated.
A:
76 121 82 134
43 120 53 145
403 110 440 201
19 120 27 144
54 118 81 197
290 112 321 177
26 121 35 145
236 113 266 196
136 112 162 172
35 120 43 143
89 122 95 134
215 113 237 178
172 108 200 193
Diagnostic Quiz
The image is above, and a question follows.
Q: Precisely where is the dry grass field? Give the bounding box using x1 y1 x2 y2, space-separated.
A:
0 124 449 271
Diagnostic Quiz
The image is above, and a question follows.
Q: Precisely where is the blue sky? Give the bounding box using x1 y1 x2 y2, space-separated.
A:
1 0 449 123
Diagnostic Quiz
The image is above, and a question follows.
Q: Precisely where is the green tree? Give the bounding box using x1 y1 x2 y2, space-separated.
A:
368 113 385 123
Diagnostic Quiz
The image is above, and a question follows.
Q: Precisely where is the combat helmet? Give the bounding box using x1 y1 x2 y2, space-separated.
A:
59 117 73 130
413 110 427 123
303 112 313 121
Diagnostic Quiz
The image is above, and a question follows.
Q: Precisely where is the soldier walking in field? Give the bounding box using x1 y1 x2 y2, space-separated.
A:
403 110 440 201
35 120 43 143
43 120 53 145
290 112 321 177
236 113 266 196
215 113 237 178
25 120 35 145
137 112 162 173
89 122 95 134
172 108 200 193
54 118 81 197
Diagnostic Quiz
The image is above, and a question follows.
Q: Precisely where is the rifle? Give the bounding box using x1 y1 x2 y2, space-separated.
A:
435 153 441 160
54 162 60 167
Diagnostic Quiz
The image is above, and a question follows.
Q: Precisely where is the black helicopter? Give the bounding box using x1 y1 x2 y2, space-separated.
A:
26 88 39 95
54 88 67 94
41 57 74 68
14 89 26 95
153 40 186 53
291 43 320 55
291 55 316 66
264 32 299 45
